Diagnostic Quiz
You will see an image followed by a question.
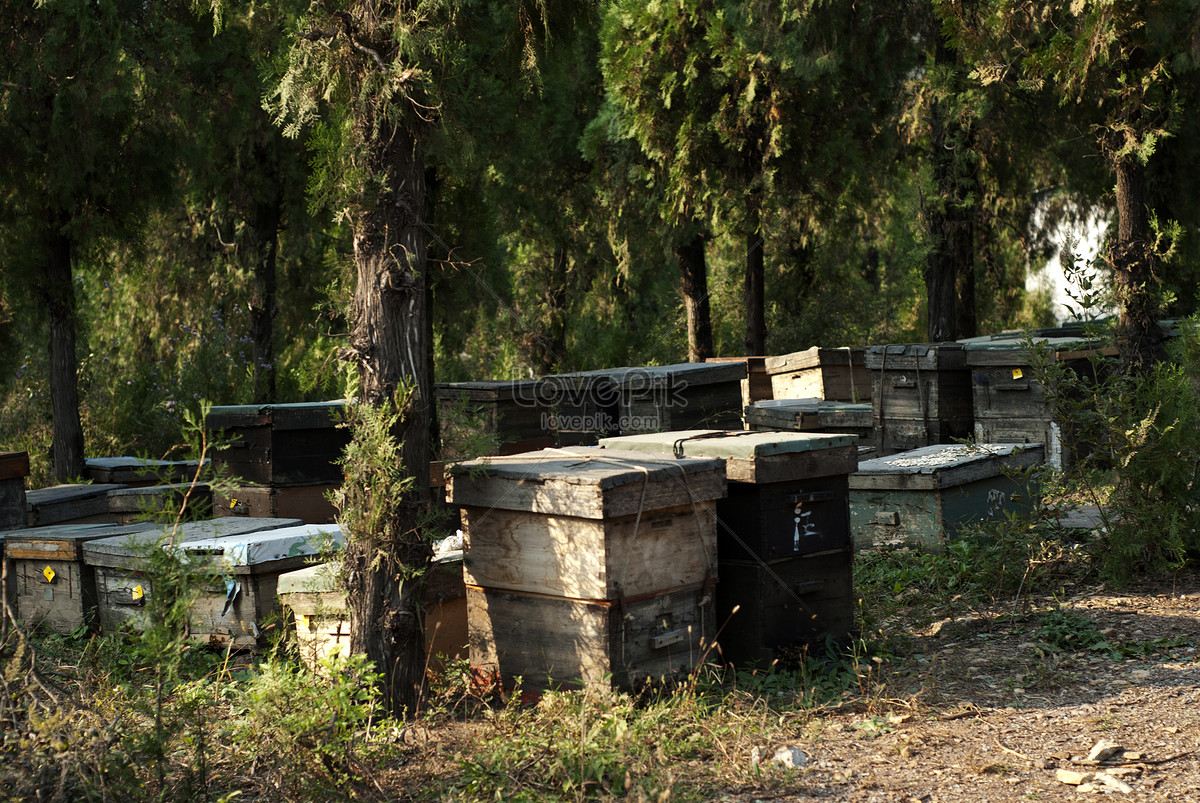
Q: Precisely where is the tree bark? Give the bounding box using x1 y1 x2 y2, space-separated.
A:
676 232 713 362
345 121 433 716
1111 151 1163 373
249 185 281 405
535 247 569 375
41 215 85 483
743 206 766 355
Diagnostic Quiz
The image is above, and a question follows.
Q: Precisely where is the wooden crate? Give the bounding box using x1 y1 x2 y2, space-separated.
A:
704 356 772 408
436 381 552 458
0 452 29 530
866 344 973 456
598 430 857 561
541 371 621 446
83 517 303 634
450 448 725 601
278 551 468 676
963 335 1115 469
107 483 213 525
582 363 744 434
205 401 349 486
849 443 1043 551
765 347 871 402
213 483 338 524
84 456 204 488
26 484 127 527
715 547 854 666
745 399 873 440
4 522 160 632
174 523 344 648
467 582 715 690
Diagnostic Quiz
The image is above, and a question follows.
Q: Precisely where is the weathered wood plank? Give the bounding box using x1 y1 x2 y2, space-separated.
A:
765 347 871 402
460 502 717 600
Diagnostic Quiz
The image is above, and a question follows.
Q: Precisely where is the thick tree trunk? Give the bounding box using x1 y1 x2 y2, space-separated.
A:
676 233 713 362
42 217 85 483
743 207 766 356
249 187 281 404
345 123 432 716
1111 153 1163 373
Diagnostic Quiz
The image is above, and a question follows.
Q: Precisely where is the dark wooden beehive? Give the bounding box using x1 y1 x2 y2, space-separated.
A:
205 401 349 487
865 344 974 455
435 380 552 457
0 451 29 530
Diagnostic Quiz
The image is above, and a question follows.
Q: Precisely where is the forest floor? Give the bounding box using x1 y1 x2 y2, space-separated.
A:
394 573 1200 802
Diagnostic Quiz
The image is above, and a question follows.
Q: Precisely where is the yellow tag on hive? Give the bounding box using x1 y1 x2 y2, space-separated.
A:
229 498 238 509
132 585 144 602
1012 368 1023 380
42 566 55 583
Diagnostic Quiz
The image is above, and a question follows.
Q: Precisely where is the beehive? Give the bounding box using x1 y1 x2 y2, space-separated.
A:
0 451 29 530
25 484 127 528
540 371 621 446
609 362 745 434
82 517 303 635
205 401 349 487
435 380 552 457
213 483 338 524
849 443 1043 551
107 483 212 525
764 347 871 402
703 356 772 408
83 457 204 488
4 521 159 632
865 344 974 455
598 430 858 664
448 447 726 688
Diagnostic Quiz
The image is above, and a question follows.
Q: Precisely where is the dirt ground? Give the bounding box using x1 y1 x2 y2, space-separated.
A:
722 576 1200 802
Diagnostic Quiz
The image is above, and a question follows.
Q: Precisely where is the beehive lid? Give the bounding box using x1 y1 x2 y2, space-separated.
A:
864 343 967 370
4 521 161 562
962 334 1116 364
763 346 863 373
107 483 207 513
850 443 1044 490
434 380 545 404
84 456 204 485
562 362 745 390
205 400 348 431
599 429 858 483
446 446 726 518
82 517 304 567
278 561 341 595
178 523 344 568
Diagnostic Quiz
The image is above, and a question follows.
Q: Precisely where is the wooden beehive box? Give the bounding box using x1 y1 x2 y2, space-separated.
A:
0 451 29 530
436 380 552 457
764 347 871 402
448 447 726 689
849 443 1044 551
26 484 127 527
278 550 468 676
598 430 858 560
82 517 303 635
541 371 621 446
107 483 213 525
4 521 160 632
173 523 344 648
205 401 349 486
213 482 338 524
610 362 744 434
865 344 974 455
714 547 854 666
84 456 204 488
704 356 772 408
963 334 1115 469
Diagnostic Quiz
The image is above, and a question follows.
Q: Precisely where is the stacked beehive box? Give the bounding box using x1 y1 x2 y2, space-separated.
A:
744 399 874 453
82 517 302 635
764 347 871 402
540 371 620 446
849 443 1044 551
598 430 858 665
866 344 974 456
703 356 772 408
84 456 203 488
26 484 126 527
962 334 1114 469
610 362 744 434
436 380 552 456
447 448 726 689
206 401 347 523
0 451 29 530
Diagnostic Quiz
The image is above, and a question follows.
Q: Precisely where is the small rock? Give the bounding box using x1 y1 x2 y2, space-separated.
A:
750 744 808 770
1057 769 1092 785
1086 740 1124 763
1096 773 1134 793
1122 752 1143 761
1130 669 1152 681
1034 757 1055 770
1076 782 1098 793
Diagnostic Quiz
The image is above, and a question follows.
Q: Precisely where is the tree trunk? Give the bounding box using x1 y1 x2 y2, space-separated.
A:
41 215 85 483
743 206 765 355
345 122 433 716
1111 152 1163 373
537 247 569 375
249 186 281 404
676 232 713 362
